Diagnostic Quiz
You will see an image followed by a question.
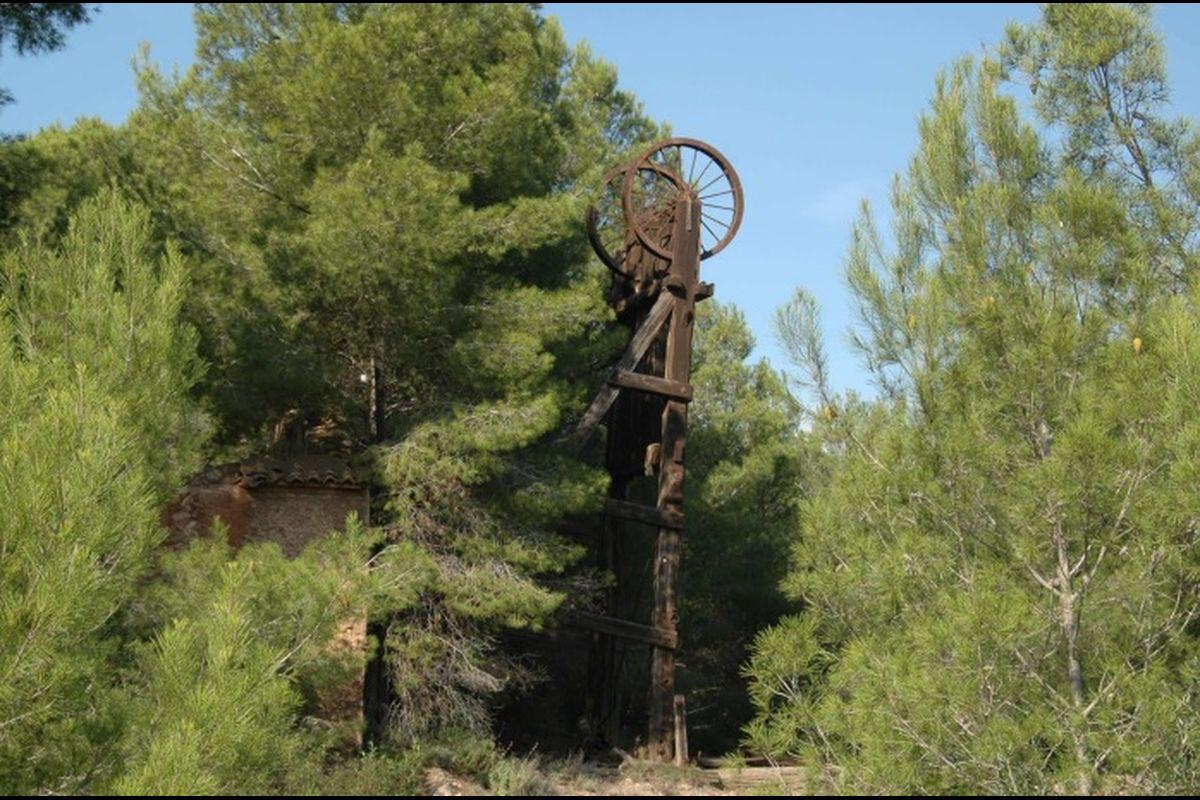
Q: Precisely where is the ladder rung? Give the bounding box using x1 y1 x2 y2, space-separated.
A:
575 611 677 649
605 498 684 530
608 370 693 402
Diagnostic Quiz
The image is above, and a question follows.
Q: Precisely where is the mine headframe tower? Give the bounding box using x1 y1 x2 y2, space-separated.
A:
573 138 744 762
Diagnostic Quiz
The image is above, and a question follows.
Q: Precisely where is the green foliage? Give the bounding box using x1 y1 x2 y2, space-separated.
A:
0 3 89 55
112 516 403 795
741 615 827 761
115 6 657 742
284 746 426 796
0 2 659 755
111 553 308 795
422 729 503 781
127 2 657 443
0 2 665 792
745 4 1200 793
0 180 427 798
677 301 813 753
487 753 553 796
0 120 136 245
0 191 207 793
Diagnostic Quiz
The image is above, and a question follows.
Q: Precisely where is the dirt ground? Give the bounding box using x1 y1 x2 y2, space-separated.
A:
422 758 810 796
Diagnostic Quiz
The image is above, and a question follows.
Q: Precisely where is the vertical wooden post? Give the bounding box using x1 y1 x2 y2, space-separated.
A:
673 694 689 767
648 194 701 760
581 139 739 759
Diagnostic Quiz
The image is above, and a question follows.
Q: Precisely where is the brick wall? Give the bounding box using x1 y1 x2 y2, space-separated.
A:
243 485 368 556
164 465 370 747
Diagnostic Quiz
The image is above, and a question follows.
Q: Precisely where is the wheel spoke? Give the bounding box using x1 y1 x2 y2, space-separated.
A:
696 172 725 195
690 157 714 190
620 138 742 262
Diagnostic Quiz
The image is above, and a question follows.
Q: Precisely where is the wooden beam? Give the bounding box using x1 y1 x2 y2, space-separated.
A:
571 292 674 446
575 611 677 650
608 370 693 402
649 192 702 762
605 498 684 530
674 695 689 767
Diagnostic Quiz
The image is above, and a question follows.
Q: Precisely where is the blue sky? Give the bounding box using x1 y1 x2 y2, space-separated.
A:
5 3 1200 397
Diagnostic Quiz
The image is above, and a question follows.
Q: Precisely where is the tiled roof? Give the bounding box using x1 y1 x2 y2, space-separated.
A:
237 456 365 488
188 456 366 489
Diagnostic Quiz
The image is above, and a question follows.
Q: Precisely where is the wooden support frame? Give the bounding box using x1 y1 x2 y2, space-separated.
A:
581 196 701 763
608 370 693 402
673 695 689 767
604 498 684 530
582 137 741 764
572 291 675 446
645 196 701 762
575 611 677 650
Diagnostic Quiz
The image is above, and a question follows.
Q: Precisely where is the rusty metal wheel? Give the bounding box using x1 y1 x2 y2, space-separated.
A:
589 161 685 278
622 160 685 264
623 138 744 262
586 165 636 276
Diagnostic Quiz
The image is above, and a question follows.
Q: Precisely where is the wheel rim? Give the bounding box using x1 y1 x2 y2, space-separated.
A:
586 165 636 276
623 138 744 262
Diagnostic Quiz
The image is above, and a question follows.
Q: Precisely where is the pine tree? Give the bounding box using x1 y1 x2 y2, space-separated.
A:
677 301 813 753
111 517 421 794
121 3 658 743
127 3 655 443
0 2 660 765
746 4 1200 793
0 191 208 793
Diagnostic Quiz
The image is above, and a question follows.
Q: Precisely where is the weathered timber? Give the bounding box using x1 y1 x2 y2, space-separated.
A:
575 611 677 649
713 767 809 793
593 478 632 746
648 196 701 761
608 369 693 402
582 137 743 761
673 694 689 767
572 291 674 445
604 498 684 530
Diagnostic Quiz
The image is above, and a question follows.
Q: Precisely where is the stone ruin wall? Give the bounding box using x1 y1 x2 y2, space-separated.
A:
163 459 370 746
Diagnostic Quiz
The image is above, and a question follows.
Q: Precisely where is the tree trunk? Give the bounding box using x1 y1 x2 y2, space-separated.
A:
369 354 385 442
1056 536 1093 795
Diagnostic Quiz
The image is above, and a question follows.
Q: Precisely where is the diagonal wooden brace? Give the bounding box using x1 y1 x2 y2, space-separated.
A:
571 291 675 446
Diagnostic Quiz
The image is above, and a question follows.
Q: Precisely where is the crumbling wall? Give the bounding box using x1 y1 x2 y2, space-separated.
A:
164 460 370 746
243 485 367 556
